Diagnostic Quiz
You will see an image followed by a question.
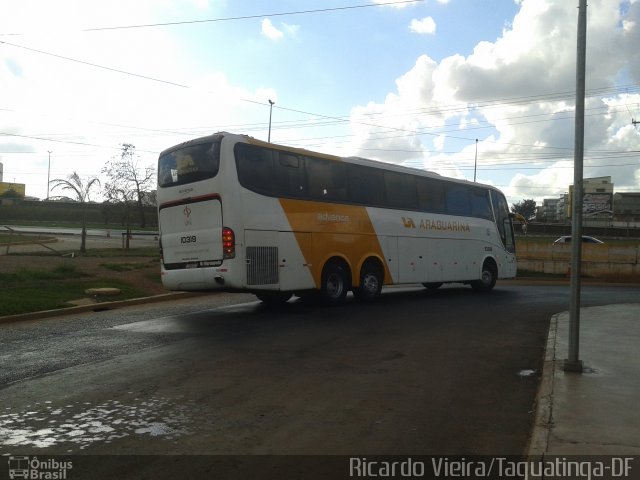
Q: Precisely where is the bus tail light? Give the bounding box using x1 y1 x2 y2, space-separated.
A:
222 227 235 259
159 236 164 263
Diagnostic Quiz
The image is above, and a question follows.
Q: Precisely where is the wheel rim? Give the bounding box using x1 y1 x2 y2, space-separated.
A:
326 273 344 299
481 268 493 286
362 272 379 295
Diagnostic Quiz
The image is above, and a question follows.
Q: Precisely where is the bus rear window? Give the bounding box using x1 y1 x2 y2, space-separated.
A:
158 141 221 188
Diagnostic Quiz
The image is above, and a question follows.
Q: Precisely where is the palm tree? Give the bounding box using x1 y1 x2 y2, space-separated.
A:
50 172 101 252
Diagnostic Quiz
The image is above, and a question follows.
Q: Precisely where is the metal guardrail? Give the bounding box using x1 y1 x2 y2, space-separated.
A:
523 222 640 238
1 225 59 254
120 231 159 249
1 226 159 254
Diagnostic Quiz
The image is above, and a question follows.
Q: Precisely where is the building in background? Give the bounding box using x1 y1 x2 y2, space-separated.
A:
539 197 561 223
567 176 614 227
536 176 640 228
613 192 640 228
0 162 27 200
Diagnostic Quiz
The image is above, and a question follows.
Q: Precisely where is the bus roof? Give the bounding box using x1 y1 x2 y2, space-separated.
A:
160 131 501 193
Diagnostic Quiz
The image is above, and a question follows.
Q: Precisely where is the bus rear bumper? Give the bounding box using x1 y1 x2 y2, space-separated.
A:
161 266 237 291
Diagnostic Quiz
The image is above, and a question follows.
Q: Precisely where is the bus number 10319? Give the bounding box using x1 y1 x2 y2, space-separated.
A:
180 235 197 244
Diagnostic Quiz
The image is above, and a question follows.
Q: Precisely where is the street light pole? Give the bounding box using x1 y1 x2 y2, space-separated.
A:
47 150 52 200
268 99 275 143
473 139 478 182
565 0 588 373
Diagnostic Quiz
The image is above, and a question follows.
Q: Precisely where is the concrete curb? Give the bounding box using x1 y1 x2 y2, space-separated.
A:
0 291 206 325
526 313 559 457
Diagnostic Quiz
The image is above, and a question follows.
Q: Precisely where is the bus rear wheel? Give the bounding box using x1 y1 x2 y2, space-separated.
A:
354 261 383 302
320 262 349 306
471 261 497 292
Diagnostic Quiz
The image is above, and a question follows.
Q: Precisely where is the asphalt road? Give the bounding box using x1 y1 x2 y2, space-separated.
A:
2 282 640 478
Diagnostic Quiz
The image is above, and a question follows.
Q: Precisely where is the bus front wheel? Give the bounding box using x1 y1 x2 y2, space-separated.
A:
320 262 349 306
471 261 497 292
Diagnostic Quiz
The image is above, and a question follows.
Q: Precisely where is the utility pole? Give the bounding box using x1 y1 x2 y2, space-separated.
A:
47 150 52 201
473 139 478 182
565 0 587 373
268 100 275 143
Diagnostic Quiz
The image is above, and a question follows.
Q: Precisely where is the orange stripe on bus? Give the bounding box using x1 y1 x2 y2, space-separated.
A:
278 198 391 288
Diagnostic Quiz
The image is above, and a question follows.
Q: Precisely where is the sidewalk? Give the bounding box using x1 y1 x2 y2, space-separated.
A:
529 303 640 455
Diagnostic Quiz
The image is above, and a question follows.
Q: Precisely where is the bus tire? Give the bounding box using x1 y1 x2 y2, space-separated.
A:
255 292 293 304
320 261 349 306
422 282 443 291
471 260 497 292
354 260 383 302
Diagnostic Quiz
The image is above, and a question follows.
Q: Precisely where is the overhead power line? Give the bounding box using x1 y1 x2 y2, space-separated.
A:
3 38 639 156
0 1 424 36
0 40 190 90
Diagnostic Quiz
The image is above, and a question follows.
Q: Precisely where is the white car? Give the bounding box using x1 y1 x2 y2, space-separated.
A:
553 235 604 244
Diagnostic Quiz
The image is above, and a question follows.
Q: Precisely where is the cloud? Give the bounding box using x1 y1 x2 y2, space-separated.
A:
349 0 640 201
261 18 284 40
409 16 436 35
0 1 283 199
373 0 448 7
282 23 301 37
506 161 574 203
371 0 416 8
261 19 300 41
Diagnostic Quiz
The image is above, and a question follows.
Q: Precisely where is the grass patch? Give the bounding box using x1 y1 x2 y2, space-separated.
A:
0 265 149 316
0 264 89 283
75 247 159 258
100 261 154 272
144 270 163 285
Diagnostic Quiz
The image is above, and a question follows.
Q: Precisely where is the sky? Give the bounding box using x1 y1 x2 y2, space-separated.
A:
1 0 640 207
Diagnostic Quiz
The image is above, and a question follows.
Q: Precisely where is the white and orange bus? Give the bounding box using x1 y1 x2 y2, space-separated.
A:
157 132 516 305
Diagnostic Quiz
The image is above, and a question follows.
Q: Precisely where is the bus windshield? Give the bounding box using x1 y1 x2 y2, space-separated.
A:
158 140 221 188
491 190 516 253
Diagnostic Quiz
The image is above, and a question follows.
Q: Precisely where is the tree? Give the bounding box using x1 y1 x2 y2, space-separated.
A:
102 144 155 230
511 199 537 222
50 172 100 252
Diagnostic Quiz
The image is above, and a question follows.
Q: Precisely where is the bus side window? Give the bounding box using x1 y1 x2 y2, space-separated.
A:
305 156 347 201
445 184 472 215
384 171 417 210
417 177 445 212
275 152 307 198
348 164 385 205
471 188 492 220
235 144 275 195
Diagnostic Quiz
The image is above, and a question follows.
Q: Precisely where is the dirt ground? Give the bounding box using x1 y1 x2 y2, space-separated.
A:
1 254 168 296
